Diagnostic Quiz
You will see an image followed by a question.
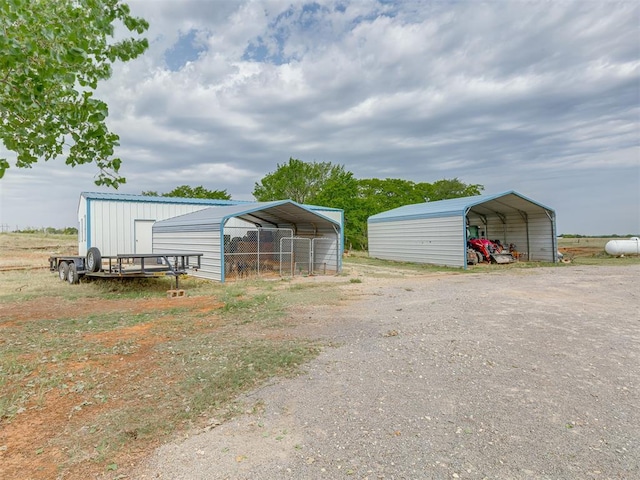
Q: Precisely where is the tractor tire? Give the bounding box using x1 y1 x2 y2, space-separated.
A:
86 247 102 273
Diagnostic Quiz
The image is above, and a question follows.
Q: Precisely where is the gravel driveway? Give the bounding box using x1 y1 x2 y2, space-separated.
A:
134 265 639 479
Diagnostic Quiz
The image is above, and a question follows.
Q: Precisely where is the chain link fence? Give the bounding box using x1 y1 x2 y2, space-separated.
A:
224 226 338 280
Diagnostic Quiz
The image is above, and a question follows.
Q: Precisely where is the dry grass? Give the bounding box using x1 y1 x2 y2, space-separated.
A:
0 232 76 269
0 233 347 480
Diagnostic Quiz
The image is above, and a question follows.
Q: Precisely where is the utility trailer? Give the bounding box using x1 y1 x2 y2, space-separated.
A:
49 247 202 289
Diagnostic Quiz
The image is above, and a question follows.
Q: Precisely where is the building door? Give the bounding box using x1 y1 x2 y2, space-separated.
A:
134 220 155 253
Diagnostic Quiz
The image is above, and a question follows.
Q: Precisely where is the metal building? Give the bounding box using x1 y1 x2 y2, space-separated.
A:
368 191 557 268
152 200 342 282
77 192 344 257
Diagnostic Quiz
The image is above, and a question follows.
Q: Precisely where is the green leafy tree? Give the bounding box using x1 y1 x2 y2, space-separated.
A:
254 158 366 248
356 178 423 212
416 178 483 202
313 170 366 250
0 0 149 187
253 158 352 204
142 185 231 200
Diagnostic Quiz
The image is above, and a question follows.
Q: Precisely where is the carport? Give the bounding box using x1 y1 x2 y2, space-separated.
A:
368 191 557 268
153 200 342 281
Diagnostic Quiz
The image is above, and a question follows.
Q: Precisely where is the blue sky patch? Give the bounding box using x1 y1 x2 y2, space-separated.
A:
165 29 207 71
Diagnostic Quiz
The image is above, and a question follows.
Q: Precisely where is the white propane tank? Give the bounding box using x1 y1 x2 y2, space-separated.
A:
605 237 640 256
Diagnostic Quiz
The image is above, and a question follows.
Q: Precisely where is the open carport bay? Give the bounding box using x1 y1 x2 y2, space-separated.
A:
135 264 639 479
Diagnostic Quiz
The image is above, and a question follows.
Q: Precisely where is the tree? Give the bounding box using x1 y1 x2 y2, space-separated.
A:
0 0 149 187
312 170 367 250
356 178 423 212
253 158 352 204
416 178 483 202
142 185 231 200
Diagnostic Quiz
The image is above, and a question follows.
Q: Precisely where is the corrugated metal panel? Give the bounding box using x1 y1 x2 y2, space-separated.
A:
368 216 465 267
312 236 339 273
369 191 554 223
153 230 222 281
154 201 340 232
79 193 344 258
527 212 555 262
86 200 226 256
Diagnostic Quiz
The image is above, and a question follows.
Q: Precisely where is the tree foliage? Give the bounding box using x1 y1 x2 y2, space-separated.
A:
253 158 352 204
0 0 149 187
142 185 231 200
253 158 484 250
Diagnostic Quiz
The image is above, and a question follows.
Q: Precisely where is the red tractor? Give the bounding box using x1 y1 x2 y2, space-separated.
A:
468 238 515 264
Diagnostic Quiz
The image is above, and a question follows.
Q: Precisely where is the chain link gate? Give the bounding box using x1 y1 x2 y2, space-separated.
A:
280 237 311 277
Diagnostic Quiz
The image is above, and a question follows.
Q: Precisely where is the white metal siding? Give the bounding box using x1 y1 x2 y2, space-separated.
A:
369 216 465 267
526 212 555 261
312 236 339 273
85 200 214 256
311 209 343 255
153 230 222 281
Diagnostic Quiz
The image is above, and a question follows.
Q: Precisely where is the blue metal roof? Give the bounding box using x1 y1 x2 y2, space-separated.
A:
81 191 245 206
81 192 343 212
368 191 555 224
154 200 340 230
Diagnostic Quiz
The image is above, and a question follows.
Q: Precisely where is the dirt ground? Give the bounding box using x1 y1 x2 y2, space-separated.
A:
127 264 640 480
0 295 225 480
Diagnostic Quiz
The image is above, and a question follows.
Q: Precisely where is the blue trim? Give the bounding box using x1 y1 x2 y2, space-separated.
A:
462 210 468 271
86 198 92 249
220 227 226 282
340 209 345 271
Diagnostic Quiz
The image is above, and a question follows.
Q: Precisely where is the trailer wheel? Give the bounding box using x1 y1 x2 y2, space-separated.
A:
58 261 69 281
67 263 80 284
86 247 102 273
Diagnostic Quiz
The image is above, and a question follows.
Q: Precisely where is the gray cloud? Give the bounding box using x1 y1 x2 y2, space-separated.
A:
1 0 638 235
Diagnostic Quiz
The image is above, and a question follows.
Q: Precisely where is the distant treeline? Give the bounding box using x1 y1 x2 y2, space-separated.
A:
559 234 639 238
10 227 78 235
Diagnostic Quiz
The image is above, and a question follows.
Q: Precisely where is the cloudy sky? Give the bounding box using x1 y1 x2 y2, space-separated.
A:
1 0 638 235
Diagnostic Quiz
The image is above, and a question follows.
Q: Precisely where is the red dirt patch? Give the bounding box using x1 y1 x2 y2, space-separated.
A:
0 295 225 480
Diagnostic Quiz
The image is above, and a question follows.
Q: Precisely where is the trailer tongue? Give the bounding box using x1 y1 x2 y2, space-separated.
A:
49 249 202 289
